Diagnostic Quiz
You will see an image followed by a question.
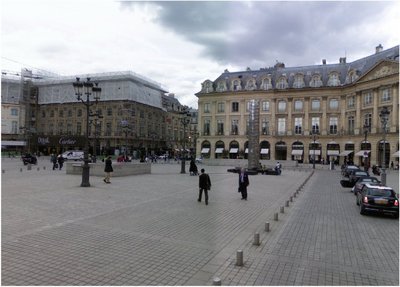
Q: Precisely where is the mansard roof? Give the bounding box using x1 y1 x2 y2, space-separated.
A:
199 45 399 94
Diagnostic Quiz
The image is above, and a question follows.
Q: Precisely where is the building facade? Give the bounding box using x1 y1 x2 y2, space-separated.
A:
195 45 399 167
1 71 197 158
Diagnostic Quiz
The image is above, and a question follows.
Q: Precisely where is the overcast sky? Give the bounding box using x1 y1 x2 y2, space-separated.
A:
1 0 399 108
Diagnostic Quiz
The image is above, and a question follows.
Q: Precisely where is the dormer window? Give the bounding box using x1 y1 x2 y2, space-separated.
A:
327 72 340 87
216 81 226 92
261 77 272 90
346 70 358 83
277 77 288 89
202 80 214 93
232 79 241 91
310 74 323 87
293 74 305 88
245 79 256 90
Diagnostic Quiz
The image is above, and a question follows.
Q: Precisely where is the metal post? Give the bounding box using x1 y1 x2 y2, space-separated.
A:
253 232 260 246
265 222 270 232
236 250 243 266
379 107 390 186
213 277 221 286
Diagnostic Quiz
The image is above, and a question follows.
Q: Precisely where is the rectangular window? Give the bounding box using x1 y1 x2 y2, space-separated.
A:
311 117 320 134
50 110 54 117
77 122 82 135
107 107 113 116
59 110 64 118
261 119 269 135
42 110 46 118
217 102 225 113
294 100 303 111
231 119 239 135
105 122 112 136
217 120 224 135
11 121 18 134
294 117 302 134
278 101 286 112
348 116 354 134
329 99 339 110
67 123 73 135
58 122 63 135
204 103 210 113
262 101 270 112
329 117 338 134
363 92 373 106
364 113 372 128
277 118 286 135
203 119 210 136
381 88 391 102
347 96 355 109
11 108 18 116
232 102 239 112
311 100 320 111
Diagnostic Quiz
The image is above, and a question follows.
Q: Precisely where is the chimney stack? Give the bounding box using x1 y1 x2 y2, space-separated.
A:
322 59 326 65
339 57 346 64
376 44 383 54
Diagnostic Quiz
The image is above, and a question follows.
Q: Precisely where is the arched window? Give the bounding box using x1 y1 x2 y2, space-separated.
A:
261 77 272 90
277 77 288 89
232 79 241 91
309 74 323 87
327 72 340 86
293 74 305 88
245 79 256 90
216 81 226 92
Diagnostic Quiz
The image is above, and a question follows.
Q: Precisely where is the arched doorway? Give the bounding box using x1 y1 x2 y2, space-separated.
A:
229 140 239 159
275 141 287 161
200 141 211 159
260 141 270 160
342 142 355 164
215 140 225 159
309 141 321 164
327 141 340 165
356 141 371 167
291 141 304 163
377 140 390 168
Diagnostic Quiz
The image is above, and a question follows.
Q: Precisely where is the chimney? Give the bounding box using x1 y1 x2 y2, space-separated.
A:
339 57 346 64
168 93 175 98
322 59 326 65
376 44 383 54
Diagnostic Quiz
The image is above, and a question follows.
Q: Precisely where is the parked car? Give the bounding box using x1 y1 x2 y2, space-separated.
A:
21 153 37 165
349 170 370 186
356 183 399 217
342 165 360 178
351 176 381 195
62 150 84 161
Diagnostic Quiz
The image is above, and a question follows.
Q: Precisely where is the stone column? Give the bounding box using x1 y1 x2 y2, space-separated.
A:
390 84 398 133
372 88 379 133
248 100 260 170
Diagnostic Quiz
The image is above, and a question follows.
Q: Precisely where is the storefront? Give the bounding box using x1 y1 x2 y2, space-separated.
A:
36 135 86 155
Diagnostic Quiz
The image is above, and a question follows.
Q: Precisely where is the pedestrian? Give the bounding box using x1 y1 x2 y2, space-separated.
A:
57 154 64 170
390 161 394 170
104 156 113 184
198 168 211 205
189 159 198 176
238 167 249 200
51 154 58 170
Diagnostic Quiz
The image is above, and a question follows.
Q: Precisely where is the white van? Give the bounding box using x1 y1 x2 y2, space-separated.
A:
62 150 84 161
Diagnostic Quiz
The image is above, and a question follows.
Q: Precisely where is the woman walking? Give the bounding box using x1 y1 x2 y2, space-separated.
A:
104 156 113 184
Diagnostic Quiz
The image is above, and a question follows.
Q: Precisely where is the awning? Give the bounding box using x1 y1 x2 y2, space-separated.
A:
201 148 210 153
355 150 370 156
215 148 224 154
245 148 248 153
339 150 353 156
1 140 26 146
229 148 238 153
392 151 399 157
291 149 303 155
327 150 340 156
309 150 321 156
260 148 269 154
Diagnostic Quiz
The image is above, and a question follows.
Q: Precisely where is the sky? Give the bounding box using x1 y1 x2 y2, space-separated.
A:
1 0 399 109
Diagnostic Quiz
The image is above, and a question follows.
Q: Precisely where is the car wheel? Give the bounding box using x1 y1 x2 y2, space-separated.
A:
359 203 366 215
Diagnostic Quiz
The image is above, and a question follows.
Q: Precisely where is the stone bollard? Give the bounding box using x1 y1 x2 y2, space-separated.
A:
290 196 293 202
274 213 279 221
236 250 243 266
37 167 40 171
293 193 297 198
20 168 23 172
27 164 32 170
265 222 270 232
213 277 221 286
253 232 260 246
285 200 289 207
280 206 284 213
43 166 46 170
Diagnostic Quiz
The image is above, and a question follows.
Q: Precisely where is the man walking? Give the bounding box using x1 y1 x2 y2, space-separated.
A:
198 168 211 205
238 167 249 200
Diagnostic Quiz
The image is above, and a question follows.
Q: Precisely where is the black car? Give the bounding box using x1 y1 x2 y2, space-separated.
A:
21 153 37 165
341 165 360 178
352 176 381 195
349 170 370 185
356 183 399 217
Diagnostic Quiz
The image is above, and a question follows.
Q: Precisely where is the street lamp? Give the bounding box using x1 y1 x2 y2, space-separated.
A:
73 77 101 187
180 109 191 174
379 107 390 185
363 123 370 171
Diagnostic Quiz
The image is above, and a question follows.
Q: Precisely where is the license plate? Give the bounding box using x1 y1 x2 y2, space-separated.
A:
374 198 388 205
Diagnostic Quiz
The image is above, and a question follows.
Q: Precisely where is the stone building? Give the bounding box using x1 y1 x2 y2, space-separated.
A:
195 45 399 167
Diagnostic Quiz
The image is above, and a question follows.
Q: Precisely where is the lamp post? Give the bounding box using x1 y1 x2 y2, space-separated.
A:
363 124 370 171
180 109 191 174
73 77 101 187
379 107 390 185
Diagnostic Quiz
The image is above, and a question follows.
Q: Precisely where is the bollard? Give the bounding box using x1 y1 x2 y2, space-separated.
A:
253 232 260 246
280 206 284 213
265 222 270 232
20 168 23 172
236 250 243 266
285 200 289 207
43 166 46 170
293 193 297 198
2 170 4 174
290 196 293 202
213 277 221 286
37 167 40 171
27 164 32 170
274 212 279 221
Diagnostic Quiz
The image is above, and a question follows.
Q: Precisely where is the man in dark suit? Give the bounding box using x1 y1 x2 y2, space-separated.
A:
198 168 211 205
238 168 249 200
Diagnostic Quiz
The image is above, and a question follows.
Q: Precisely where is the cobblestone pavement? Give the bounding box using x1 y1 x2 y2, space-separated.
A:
1 157 399 285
